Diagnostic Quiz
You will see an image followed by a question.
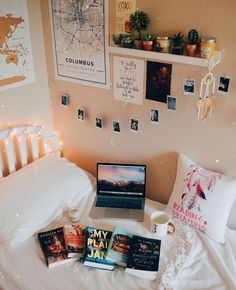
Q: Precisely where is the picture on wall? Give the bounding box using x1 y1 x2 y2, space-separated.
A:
116 0 136 34
217 76 231 95
150 109 159 124
130 118 139 132
96 117 103 129
78 109 85 121
113 121 121 133
0 0 35 92
113 56 144 105
146 61 172 103
50 0 109 88
61 94 69 106
167 95 177 111
183 79 196 96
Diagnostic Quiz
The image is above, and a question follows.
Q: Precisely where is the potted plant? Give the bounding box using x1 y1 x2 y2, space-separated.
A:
186 29 199 57
121 34 133 49
142 33 155 51
130 10 151 49
171 32 185 55
112 34 123 47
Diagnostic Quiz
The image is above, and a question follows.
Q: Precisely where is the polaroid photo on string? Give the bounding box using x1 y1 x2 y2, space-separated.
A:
150 108 159 124
113 120 121 133
96 117 103 129
78 108 85 121
130 118 139 133
183 79 196 96
61 94 69 106
217 76 231 95
167 95 177 112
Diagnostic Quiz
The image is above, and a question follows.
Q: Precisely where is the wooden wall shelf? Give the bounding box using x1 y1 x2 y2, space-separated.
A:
108 46 222 67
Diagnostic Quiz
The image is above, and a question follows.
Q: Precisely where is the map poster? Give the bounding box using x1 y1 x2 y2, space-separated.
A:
50 0 109 89
116 0 136 34
0 0 35 92
113 56 144 105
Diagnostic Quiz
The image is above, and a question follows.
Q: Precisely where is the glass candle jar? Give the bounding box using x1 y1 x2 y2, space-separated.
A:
156 36 171 53
200 37 216 59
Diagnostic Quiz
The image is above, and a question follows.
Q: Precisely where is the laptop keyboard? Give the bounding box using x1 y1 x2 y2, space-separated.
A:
95 197 142 209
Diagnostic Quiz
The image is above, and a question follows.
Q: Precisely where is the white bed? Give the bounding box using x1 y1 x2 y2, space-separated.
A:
0 126 235 290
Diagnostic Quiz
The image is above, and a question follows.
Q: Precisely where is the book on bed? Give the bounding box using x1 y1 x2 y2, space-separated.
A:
125 235 161 281
38 227 78 268
105 226 134 267
83 227 115 270
63 224 85 258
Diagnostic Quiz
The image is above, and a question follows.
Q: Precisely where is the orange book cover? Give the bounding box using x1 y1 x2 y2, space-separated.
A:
63 225 85 258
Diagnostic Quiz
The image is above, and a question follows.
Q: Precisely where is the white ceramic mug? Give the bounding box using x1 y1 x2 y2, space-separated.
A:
151 211 175 237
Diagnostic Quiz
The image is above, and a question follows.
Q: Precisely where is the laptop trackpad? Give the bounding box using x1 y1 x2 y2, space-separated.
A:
104 209 131 219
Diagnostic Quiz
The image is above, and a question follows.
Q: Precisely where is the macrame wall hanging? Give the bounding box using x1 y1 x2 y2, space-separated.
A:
197 54 221 120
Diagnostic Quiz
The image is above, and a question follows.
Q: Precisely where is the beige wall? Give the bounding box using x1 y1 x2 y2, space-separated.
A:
41 0 236 203
0 0 53 131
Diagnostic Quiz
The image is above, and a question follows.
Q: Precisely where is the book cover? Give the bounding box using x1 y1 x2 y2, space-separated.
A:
63 224 85 258
106 226 133 267
83 227 115 271
125 235 161 281
38 227 77 269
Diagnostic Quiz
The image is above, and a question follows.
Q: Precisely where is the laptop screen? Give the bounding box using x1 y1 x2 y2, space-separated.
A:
97 163 146 197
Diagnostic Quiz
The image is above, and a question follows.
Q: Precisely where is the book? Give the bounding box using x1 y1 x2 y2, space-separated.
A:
125 235 161 281
83 227 115 270
38 227 78 268
63 224 85 258
105 226 133 267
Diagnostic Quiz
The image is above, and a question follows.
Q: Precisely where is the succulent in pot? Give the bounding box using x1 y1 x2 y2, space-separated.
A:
171 32 185 55
121 34 133 49
130 10 151 49
112 34 123 46
186 29 199 57
142 33 155 51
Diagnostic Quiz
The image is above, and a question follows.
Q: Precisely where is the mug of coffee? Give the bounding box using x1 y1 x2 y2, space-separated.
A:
151 211 175 237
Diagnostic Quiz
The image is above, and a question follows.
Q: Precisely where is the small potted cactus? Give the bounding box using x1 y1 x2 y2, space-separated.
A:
121 34 133 49
130 10 151 49
171 32 185 55
186 29 199 57
112 34 123 46
142 33 155 51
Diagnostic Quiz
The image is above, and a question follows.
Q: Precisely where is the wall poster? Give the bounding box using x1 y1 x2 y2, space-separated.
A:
113 56 144 105
116 0 136 34
0 0 35 92
50 0 109 88
146 61 172 103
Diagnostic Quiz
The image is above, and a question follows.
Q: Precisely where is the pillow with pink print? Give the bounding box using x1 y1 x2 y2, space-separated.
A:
166 154 236 243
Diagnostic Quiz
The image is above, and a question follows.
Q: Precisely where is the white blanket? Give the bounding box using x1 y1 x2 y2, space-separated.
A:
0 192 235 290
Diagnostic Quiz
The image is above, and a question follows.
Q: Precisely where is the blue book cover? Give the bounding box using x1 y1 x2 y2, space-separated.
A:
83 227 115 270
106 226 134 267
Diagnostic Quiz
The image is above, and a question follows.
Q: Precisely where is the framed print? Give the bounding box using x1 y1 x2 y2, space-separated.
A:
146 61 172 103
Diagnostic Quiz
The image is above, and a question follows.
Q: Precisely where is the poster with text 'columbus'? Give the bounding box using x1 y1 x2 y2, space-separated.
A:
0 0 35 92
50 0 109 88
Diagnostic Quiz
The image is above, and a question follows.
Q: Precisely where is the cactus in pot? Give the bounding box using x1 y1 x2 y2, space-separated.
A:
186 29 199 57
142 33 155 51
171 32 185 55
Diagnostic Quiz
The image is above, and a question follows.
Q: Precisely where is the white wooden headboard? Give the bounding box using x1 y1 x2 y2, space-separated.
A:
0 126 61 177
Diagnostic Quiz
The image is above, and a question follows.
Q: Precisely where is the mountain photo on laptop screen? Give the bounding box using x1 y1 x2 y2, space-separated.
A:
97 164 146 196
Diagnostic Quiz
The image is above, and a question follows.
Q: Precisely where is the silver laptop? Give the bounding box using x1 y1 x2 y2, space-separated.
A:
89 163 146 221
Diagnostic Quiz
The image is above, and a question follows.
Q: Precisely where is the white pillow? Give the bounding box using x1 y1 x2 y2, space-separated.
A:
0 154 93 247
166 154 236 244
227 199 236 229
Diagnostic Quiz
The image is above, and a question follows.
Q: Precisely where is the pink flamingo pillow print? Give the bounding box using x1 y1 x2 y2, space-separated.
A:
182 165 223 212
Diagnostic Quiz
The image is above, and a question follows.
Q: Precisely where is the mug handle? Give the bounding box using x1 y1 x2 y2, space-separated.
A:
167 222 175 235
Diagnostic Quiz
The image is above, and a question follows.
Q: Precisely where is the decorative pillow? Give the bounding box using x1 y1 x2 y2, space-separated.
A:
166 154 236 243
0 154 94 247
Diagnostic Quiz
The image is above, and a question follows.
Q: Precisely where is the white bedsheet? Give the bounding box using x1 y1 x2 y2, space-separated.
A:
0 191 235 290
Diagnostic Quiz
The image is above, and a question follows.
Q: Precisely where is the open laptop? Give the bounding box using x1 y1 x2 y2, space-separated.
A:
89 163 146 221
